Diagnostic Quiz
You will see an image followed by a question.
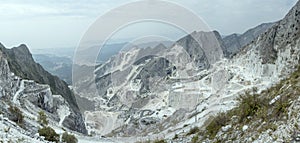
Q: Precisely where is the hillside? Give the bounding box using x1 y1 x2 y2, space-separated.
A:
0 43 87 134
178 65 300 142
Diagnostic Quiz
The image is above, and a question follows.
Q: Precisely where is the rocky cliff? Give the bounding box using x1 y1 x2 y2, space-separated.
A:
0 44 87 134
222 22 274 58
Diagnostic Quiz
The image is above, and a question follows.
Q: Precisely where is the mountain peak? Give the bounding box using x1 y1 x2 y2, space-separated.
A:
154 43 167 49
18 43 27 47
13 44 31 54
0 42 4 48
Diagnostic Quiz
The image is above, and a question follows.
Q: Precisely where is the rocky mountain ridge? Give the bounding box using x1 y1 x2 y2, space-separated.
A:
222 22 274 58
0 43 87 134
0 47 78 142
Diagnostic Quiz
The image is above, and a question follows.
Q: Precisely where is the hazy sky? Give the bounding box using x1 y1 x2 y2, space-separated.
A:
0 0 298 50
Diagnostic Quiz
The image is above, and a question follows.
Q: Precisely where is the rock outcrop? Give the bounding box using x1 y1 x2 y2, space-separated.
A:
0 44 87 134
222 22 274 58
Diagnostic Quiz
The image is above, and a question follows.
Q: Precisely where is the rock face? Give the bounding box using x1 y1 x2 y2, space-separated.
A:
0 44 87 134
176 31 224 69
176 33 210 69
134 56 175 94
235 0 300 74
222 22 274 58
0 46 79 142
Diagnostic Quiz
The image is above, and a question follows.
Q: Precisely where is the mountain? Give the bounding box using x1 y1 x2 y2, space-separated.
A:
235 0 300 68
0 44 87 134
72 1 300 142
171 1 300 142
0 1 298 142
0 44 89 142
73 30 224 136
30 47 75 59
176 31 224 70
131 41 174 49
222 22 274 58
33 54 72 84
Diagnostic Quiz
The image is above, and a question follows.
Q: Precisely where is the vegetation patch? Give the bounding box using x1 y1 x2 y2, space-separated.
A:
62 132 78 143
8 105 24 127
191 135 199 143
201 66 300 141
153 139 167 143
206 112 230 139
187 127 200 136
38 111 48 126
38 126 59 142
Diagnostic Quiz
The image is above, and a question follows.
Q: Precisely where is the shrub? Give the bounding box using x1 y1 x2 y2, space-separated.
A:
173 134 178 140
256 106 268 121
38 111 48 126
237 93 268 123
8 105 24 126
187 127 200 136
269 123 278 131
38 127 59 142
62 132 78 143
153 139 167 143
191 136 199 143
274 96 289 117
206 112 229 139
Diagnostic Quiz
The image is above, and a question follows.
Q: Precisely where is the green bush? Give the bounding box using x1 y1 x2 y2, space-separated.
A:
206 112 229 139
38 111 48 126
187 127 200 135
191 136 199 143
38 127 59 142
62 132 78 143
256 106 268 121
173 134 178 140
153 139 167 143
8 105 24 126
274 96 289 117
237 92 268 123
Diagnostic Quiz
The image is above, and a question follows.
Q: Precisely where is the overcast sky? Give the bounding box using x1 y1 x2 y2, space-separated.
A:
0 0 298 50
